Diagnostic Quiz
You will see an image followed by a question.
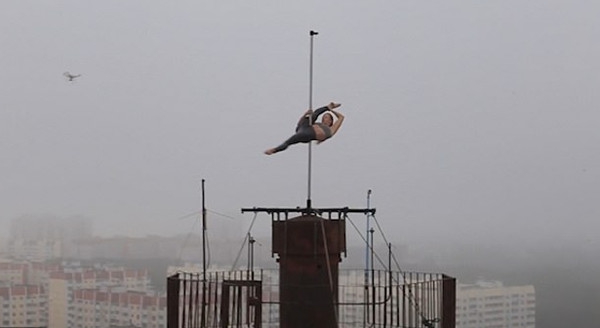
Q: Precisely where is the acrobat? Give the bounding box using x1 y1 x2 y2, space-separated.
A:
265 102 344 155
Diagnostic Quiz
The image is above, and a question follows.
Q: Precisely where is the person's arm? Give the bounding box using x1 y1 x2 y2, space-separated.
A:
329 109 345 135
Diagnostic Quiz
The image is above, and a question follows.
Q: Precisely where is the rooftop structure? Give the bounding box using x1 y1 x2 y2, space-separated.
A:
167 207 456 328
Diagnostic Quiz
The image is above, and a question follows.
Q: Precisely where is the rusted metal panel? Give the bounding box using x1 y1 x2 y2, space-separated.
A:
273 215 345 328
220 284 230 328
272 215 346 255
442 274 456 328
166 274 180 328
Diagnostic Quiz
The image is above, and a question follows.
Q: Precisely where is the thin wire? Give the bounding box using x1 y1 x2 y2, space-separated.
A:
372 214 440 325
178 215 199 261
175 209 236 221
175 211 201 220
176 220 212 272
371 214 390 253
231 212 259 272
175 209 229 264
206 209 238 221
345 213 435 324
320 218 339 327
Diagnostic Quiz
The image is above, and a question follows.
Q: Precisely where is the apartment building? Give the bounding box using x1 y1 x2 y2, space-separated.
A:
456 281 535 328
0 261 61 327
28 262 62 285
0 285 46 328
48 268 152 328
72 289 166 328
0 262 28 285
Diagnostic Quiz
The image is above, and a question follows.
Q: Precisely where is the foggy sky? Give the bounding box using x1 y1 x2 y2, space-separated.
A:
1 1 598 252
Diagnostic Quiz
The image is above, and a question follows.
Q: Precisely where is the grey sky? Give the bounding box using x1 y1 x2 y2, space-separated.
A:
1 1 598 251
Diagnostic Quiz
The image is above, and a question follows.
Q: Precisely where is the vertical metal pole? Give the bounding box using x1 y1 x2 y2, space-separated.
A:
365 190 372 277
370 227 375 322
307 30 318 211
248 234 255 279
201 179 207 328
387 242 392 328
247 234 251 285
364 189 372 328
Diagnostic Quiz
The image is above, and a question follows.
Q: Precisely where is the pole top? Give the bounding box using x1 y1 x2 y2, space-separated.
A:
310 30 319 36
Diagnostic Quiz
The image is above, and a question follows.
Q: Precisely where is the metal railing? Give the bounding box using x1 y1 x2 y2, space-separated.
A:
167 269 455 328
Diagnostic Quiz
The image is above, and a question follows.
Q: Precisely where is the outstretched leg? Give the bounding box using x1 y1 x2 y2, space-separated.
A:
308 103 341 123
265 127 316 155
308 106 329 123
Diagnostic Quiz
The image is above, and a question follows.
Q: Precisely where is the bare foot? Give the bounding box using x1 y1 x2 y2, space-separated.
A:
328 102 341 109
264 148 275 155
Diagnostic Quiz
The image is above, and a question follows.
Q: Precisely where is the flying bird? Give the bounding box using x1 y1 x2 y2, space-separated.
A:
63 72 81 82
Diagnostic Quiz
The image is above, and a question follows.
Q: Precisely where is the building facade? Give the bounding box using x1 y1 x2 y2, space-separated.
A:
48 268 152 328
0 285 46 328
456 281 535 328
72 289 166 328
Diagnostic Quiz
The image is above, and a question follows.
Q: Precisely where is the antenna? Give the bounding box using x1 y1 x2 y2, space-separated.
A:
307 30 318 211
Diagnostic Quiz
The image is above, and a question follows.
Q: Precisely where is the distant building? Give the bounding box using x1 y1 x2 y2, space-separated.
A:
73 235 181 260
72 289 166 328
6 239 62 261
456 280 535 328
7 215 93 260
0 258 162 328
0 284 46 328
48 267 152 328
0 262 28 285
28 261 62 286
72 234 240 262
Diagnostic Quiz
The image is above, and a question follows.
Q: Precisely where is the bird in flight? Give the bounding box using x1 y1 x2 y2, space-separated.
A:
63 72 81 82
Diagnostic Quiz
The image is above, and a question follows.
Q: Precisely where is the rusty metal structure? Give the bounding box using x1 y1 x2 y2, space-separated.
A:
167 206 456 328
269 209 348 328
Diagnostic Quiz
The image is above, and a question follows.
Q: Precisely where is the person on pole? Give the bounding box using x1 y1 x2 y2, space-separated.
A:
264 102 344 155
